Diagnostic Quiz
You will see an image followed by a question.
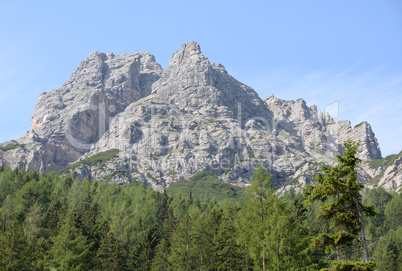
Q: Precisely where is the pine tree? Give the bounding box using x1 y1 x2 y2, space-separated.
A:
0 195 15 231
96 231 127 271
208 206 223 268
0 220 33 270
77 189 99 239
131 223 160 270
190 208 212 270
215 207 243 270
22 187 37 212
161 205 175 244
46 210 92 270
293 196 307 225
151 238 169 271
188 191 193 206
238 165 310 270
24 202 43 247
157 189 169 227
374 228 402 271
304 140 377 270
169 212 195 270
239 165 274 270
42 197 63 233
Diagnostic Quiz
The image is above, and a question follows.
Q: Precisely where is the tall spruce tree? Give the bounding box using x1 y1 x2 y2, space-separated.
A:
169 212 195 270
151 238 169 271
131 223 160 270
96 231 127 271
46 210 92 270
304 140 376 270
0 220 33 270
238 165 274 270
215 207 243 270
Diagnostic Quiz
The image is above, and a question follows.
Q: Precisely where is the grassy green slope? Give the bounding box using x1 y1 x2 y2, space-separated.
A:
58 149 119 174
167 170 245 202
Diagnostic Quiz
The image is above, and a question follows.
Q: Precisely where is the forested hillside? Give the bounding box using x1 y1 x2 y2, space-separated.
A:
0 165 401 270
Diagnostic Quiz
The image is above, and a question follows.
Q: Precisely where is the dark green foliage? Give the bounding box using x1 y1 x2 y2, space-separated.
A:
0 220 33 270
77 190 99 238
214 207 244 270
151 238 169 271
131 224 160 270
369 152 400 170
46 210 92 270
59 148 119 173
238 165 319 270
354 122 364 128
168 212 194 270
96 230 127 270
363 187 393 239
305 140 377 269
0 142 26 151
321 260 376 271
373 228 402 271
167 170 245 202
384 193 402 232
0 163 400 270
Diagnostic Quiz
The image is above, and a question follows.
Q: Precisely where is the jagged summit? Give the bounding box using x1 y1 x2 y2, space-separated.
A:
153 42 271 123
9 50 163 171
0 42 396 191
169 41 207 65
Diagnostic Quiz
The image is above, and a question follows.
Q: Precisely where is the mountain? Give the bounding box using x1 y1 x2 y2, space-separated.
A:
1 51 162 171
0 42 400 192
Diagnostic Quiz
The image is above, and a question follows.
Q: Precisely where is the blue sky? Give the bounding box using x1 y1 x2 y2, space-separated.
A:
0 0 401 156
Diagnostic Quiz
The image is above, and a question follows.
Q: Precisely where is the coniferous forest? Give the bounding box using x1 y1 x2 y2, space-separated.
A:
0 144 401 270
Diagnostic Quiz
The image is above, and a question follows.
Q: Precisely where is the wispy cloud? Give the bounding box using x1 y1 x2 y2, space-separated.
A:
334 56 366 79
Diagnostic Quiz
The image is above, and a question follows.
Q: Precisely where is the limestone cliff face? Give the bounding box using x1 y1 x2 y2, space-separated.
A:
264 95 381 161
359 152 402 191
0 51 162 171
153 41 271 122
0 42 398 191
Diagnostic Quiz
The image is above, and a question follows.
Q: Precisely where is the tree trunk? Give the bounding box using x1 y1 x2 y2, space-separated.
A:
356 198 369 262
163 250 166 271
200 244 203 271
186 217 189 270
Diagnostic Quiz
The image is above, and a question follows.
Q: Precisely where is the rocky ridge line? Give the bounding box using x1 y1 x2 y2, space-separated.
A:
0 42 399 192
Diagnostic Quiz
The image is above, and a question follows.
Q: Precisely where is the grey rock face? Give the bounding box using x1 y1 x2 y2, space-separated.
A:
358 152 402 191
375 153 402 191
153 41 271 122
0 41 397 192
264 95 381 161
338 121 382 160
71 42 387 191
1 51 162 171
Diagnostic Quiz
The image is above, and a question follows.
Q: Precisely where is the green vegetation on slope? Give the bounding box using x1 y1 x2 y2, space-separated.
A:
368 152 401 186
0 143 25 151
167 170 245 202
369 152 400 170
354 121 365 128
59 149 119 173
0 142 400 270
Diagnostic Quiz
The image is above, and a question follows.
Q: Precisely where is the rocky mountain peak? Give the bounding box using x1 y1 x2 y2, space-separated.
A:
344 121 382 160
152 42 271 123
0 42 396 191
169 41 206 65
8 50 162 172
